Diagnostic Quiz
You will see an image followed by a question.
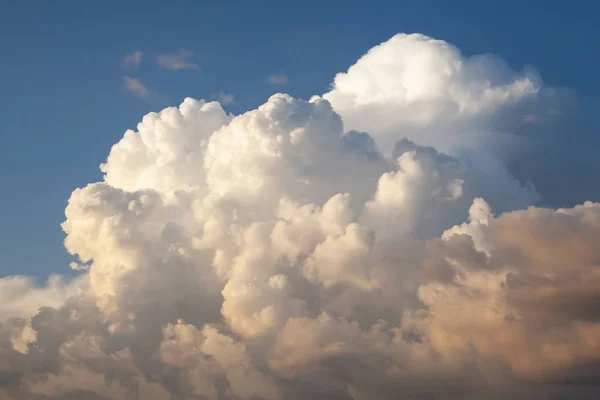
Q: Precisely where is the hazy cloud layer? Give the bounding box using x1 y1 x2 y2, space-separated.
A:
1 33 598 400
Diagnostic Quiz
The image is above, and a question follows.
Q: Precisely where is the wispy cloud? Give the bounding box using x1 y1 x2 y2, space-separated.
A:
217 91 235 105
268 73 288 85
156 50 200 71
123 76 150 98
123 50 143 69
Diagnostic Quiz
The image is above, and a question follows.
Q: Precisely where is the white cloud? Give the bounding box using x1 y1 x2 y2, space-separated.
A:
0 33 597 400
156 50 200 71
123 76 150 98
322 33 571 158
0 275 85 322
268 73 288 85
123 50 143 68
100 97 232 192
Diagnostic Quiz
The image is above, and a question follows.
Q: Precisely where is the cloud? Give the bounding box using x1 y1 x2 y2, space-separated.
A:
268 73 288 85
100 97 232 192
1 33 598 399
217 91 235 105
123 50 143 68
123 76 150 98
161 322 280 399
321 33 573 158
156 50 200 71
0 275 85 322
415 199 600 383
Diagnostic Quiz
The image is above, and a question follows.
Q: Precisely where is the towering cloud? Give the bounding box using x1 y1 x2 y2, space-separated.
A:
322 33 572 158
0 33 598 400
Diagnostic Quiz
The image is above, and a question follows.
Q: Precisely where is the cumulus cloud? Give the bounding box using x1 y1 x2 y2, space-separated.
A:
123 76 150 98
0 33 597 399
268 73 288 85
416 200 600 383
123 50 143 68
100 97 232 192
156 50 200 71
322 33 572 158
0 275 85 322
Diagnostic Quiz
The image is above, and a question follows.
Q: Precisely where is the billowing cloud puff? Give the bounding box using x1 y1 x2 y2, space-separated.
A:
322 33 572 157
0 33 598 400
416 200 600 383
160 322 279 399
101 97 232 192
0 275 85 322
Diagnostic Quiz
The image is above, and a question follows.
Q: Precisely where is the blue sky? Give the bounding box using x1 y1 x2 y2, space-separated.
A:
1 0 599 279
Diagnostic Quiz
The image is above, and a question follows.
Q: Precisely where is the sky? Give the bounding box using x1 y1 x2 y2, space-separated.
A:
1 2 600 399
1 0 599 278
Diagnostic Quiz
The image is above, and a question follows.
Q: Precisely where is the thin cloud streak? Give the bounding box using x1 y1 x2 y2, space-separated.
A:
156 50 200 71
123 50 143 68
123 76 150 97
268 73 288 85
